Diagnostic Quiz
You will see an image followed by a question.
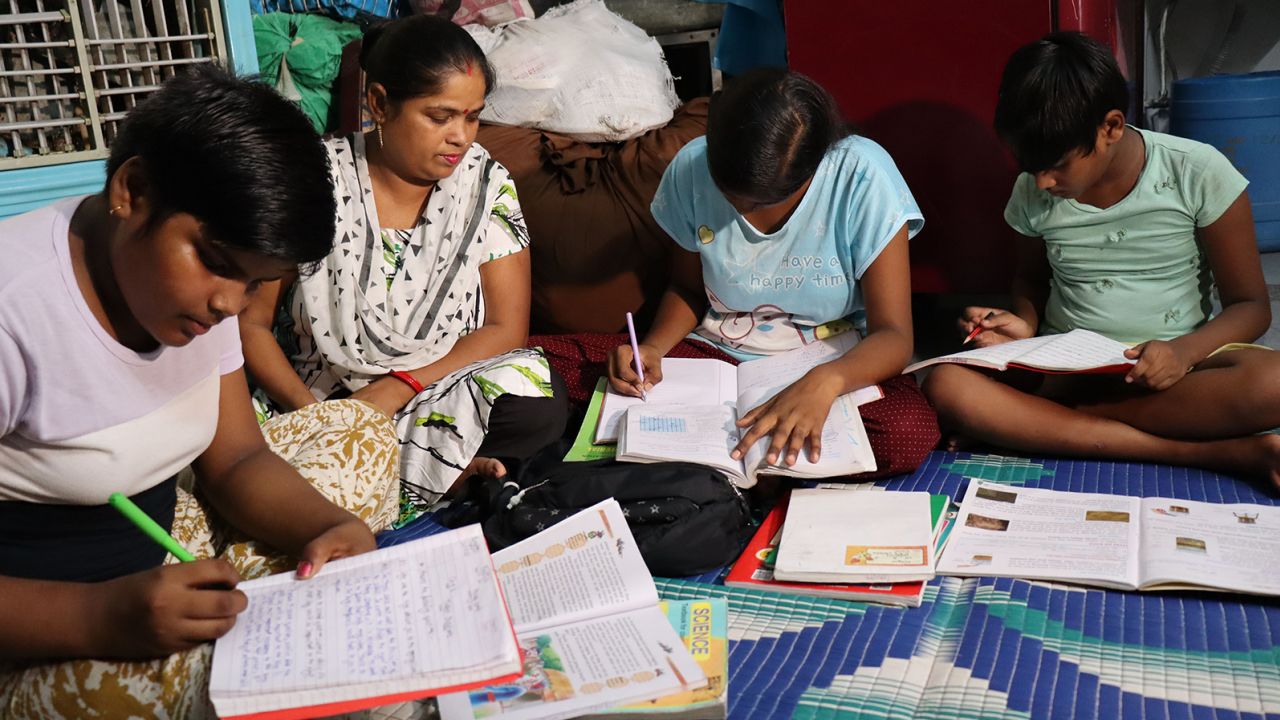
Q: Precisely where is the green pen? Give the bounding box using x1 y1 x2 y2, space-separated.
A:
108 492 196 563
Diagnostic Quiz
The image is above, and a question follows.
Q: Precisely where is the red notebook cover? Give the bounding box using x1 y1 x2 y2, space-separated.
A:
223 671 523 720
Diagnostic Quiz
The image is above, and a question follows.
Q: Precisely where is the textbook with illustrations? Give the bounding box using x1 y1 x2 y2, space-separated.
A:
770 489 941 585
903 328 1134 375
582 599 729 720
938 481 1280 595
437 500 707 720
208 525 520 720
726 492 953 607
610 335 883 487
594 333 883 444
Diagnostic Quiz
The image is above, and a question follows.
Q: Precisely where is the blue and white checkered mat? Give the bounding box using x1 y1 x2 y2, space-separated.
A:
379 452 1280 719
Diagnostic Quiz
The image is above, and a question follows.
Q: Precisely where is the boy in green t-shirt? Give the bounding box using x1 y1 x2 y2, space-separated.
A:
924 31 1280 486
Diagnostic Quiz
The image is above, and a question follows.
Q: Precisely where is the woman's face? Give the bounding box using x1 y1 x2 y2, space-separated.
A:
111 209 293 348
375 69 487 184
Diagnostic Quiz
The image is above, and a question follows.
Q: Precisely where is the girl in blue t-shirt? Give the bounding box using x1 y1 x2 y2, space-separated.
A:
607 68 938 476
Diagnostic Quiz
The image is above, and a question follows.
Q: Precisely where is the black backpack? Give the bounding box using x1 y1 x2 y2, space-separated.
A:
440 458 755 577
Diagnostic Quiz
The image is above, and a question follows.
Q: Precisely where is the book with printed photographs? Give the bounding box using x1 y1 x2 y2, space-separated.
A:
937 481 1280 595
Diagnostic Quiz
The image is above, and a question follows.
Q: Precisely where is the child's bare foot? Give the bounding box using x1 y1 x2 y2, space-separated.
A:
1202 434 1280 490
445 456 508 498
466 456 507 480
943 433 980 452
1250 434 1280 490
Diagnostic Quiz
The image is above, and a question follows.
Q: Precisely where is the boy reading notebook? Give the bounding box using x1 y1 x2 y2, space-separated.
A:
938 481 1280 595
438 499 707 720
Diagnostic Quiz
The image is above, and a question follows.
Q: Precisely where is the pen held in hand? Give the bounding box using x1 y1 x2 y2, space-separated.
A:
109 491 196 563
962 311 999 346
625 311 647 401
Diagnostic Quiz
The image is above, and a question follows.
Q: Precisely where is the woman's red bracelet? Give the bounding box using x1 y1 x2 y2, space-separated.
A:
387 370 425 394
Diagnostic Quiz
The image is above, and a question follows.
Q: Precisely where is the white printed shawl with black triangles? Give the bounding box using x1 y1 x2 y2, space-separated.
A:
260 133 552 523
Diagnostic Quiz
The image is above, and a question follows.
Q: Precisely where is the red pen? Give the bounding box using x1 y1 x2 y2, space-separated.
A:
962 311 998 345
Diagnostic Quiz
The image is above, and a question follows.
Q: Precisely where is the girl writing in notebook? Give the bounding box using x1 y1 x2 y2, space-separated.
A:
0 67 400 717
607 68 939 476
924 33 1280 485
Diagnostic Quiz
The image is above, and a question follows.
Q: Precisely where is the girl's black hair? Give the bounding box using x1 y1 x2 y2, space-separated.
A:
994 31 1130 174
706 67 851 207
106 63 335 268
360 14 496 102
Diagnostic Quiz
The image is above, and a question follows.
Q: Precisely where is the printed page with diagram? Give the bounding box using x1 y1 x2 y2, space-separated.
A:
209 525 519 720
493 499 658 634
1137 498 1280 595
438 500 707 720
936 481 1141 590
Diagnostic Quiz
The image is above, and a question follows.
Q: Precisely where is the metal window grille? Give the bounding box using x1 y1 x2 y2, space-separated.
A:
0 0 228 169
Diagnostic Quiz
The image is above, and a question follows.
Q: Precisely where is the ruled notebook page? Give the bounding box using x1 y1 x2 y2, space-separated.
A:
1014 329 1133 371
209 525 518 718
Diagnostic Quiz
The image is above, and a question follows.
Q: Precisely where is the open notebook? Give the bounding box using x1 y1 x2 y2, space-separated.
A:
208 525 519 720
594 333 882 444
607 335 882 487
904 329 1134 375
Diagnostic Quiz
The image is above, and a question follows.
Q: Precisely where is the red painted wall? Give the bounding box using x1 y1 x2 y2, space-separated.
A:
786 1 1060 293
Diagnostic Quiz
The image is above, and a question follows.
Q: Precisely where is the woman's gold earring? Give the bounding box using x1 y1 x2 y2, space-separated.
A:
108 205 123 216
377 124 384 147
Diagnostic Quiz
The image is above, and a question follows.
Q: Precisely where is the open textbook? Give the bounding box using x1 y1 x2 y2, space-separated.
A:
609 336 882 487
904 328 1134 375
582 599 729 720
208 525 519 720
937 481 1280 595
594 333 883 444
438 500 707 720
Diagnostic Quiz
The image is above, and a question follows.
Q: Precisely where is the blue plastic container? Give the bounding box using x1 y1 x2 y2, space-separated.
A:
1171 71 1280 252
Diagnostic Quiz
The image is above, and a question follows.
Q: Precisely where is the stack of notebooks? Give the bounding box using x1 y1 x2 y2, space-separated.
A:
727 489 954 608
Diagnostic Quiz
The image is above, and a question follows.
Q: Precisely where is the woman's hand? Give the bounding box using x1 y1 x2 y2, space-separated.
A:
1123 340 1194 391
959 307 1035 347
295 518 377 579
607 343 664 398
349 377 415 417
731 365 843 466
93 560 247 658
